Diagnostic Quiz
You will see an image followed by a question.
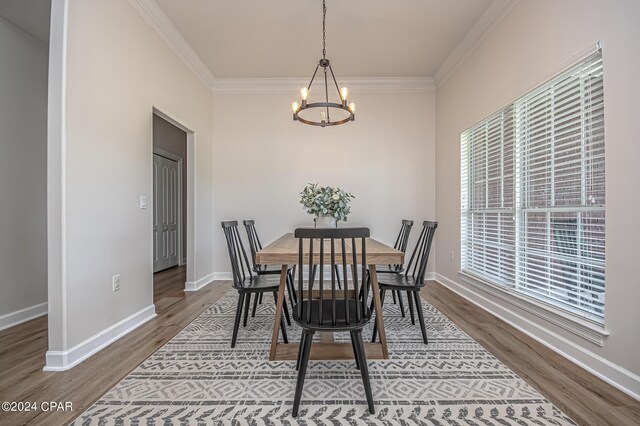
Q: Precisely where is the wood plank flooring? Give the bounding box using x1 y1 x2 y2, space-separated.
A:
422 283 640 426
0 273 637 425
0 266 230 426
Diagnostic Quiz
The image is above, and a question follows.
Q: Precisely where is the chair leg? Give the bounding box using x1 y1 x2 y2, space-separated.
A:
259 292 263 304
274 291 292 328
292 270 298 303
280 313 289 344
407 290 416 325
296 331 306 371
361 271 373 301
371 289 386 343
242 292 251 327
397 290 406 317
231 293 244 348
360 271 371 301
413 291 428 344
286 272 297 306
335 265 342 290
392 290 397 304
282 292 292 326
368 289 378 319
350 335 360 370
352 330 375 414
292 330 315 417
251 292 259 317
276 294 289 344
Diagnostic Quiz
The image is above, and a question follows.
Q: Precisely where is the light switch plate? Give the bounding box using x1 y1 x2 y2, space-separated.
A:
139 196 147 209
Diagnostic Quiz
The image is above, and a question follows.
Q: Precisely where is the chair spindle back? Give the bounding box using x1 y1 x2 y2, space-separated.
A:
390 219 414 271
243 220 265 272
294 227 371 328
221 221 253 287
404 221 438 283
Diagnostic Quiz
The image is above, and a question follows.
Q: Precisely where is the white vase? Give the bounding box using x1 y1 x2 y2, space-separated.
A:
315 215 337 228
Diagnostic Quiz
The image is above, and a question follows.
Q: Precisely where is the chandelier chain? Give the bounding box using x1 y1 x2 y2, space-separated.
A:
322 0 326 59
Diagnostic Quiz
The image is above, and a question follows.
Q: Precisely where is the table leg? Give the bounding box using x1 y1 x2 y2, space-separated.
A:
269 264 289 361
368 265 388 358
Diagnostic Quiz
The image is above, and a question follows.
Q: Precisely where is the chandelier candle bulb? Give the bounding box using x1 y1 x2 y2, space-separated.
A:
348 103 356 113
340 87 349 100
292 102 300 113
300 87 309 101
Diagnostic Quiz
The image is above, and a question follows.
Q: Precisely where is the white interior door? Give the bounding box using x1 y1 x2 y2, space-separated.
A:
153 154 180 272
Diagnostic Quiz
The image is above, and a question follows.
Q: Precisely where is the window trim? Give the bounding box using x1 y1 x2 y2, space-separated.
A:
458 270 609 346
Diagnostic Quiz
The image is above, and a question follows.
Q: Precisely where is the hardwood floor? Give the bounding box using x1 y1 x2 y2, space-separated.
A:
422 282 640 426
152 264 187 302
0 266 230 426
0 274 637 425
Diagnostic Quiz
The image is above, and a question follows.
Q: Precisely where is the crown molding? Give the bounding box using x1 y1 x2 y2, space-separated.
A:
212 76 435 94
127 1 433 94
434 0 520 89
127 0 215 89
127 0 511 93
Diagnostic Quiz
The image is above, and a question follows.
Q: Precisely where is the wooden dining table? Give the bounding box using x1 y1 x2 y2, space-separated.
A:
255 232 403 361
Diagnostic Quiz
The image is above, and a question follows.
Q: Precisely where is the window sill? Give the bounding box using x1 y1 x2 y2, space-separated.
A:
458 271 609 346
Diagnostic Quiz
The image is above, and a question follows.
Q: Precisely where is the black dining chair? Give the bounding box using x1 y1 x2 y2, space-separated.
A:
243 220 297 316
371 221 437 345
292 227 375 417
373 220 414 317
221 221 291 348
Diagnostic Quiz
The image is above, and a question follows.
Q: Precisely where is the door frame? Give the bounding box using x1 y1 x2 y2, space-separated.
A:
151 108 195 289
152 148 183 270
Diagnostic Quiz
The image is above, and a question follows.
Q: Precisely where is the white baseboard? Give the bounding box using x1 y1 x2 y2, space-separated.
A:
185 272 219 291
434 272 640 401
0 302 48 331
43 304 156 371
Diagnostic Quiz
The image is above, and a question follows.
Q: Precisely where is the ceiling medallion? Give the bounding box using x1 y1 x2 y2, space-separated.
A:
291 0 355 127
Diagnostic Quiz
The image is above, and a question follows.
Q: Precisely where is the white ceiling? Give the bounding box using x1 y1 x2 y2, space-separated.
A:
155 0 495 79
0 0 50 44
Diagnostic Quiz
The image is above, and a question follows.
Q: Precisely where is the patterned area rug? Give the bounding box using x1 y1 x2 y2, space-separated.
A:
73 289 575 425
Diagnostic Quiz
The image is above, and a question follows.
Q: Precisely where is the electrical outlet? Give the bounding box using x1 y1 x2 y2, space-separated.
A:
449 251 454 262
112 274 121 292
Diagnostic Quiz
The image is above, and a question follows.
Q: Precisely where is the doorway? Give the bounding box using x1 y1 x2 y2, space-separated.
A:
152 114 188 299
151 108 196 295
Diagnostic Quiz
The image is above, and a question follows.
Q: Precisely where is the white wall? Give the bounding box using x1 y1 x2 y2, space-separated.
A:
212 91 436 274
46 0 214 368
0 17 48 329
435 0 640 396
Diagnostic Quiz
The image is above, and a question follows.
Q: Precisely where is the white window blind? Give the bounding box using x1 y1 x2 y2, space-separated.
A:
461 50 605 322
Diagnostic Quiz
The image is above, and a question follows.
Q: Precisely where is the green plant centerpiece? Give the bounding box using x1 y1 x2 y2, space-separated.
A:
299 183 355 228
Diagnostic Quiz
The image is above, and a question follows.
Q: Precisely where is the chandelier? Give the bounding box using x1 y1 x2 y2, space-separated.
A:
291 0 355 127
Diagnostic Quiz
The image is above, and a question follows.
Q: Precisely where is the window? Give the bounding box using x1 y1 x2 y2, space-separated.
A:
461 50 605 322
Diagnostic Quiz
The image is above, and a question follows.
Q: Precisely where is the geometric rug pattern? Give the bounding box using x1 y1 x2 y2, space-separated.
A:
72 289 576 425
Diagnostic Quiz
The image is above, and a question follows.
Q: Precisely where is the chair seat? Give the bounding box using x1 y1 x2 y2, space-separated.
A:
293 300 371 331
255 265 293 275
377 273 425 290
233 274 282 292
